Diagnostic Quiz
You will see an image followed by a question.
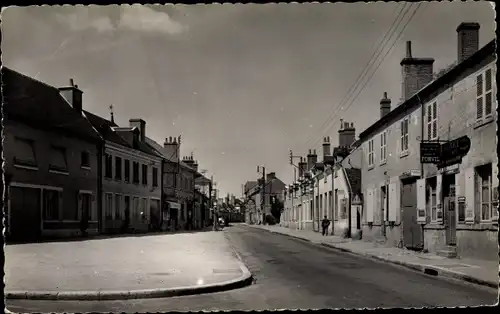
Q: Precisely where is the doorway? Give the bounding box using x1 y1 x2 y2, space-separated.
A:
402 179 423 250
443 174 457 246
9 186 41 241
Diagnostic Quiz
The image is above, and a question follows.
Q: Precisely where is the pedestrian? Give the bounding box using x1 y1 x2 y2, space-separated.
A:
321 216 330 236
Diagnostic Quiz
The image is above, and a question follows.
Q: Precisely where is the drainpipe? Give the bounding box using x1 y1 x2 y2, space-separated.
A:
316 175 320 232
330 164 335 235
418 94 426 249
342 166 352 238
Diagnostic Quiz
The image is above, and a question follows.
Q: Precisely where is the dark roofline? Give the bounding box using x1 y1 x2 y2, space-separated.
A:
359 39 495 141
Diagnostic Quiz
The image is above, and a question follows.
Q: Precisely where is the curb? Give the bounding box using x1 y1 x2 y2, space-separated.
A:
6 267 253 301
246 225 497 290
320 242 498 290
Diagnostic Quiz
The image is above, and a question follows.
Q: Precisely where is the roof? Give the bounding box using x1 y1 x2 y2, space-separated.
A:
145 136 193 170
84 110 130 147
2 67 102 143
359 39 496 141
344 167 361 196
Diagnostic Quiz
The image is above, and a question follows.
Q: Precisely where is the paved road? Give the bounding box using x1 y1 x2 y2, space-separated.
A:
7 225 497 312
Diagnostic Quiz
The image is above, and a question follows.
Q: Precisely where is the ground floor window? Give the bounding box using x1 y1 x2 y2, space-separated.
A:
476 163 495 221
79 192 93 221
105 193 113 220
43 189 61 220
426 177 437 222
133 197 140 221
115 194 122 220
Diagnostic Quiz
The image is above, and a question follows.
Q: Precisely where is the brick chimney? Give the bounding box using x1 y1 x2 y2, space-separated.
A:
163 136 181 161
306 149 318 171
59 78 83 113
298 157 307 178
129 119 146 142
380 92 391 118
400 41 435 101
338 119 356 148
182 154 199 172
322 136 331 158
457 22 480 63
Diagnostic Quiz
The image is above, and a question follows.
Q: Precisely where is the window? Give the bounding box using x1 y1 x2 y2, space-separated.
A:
124 159 130 182
133 197 140 220
133 162 140 184
368 139 374 167
400 117 409 153
115 194 122 220
105 193 113 219
476 164 496 221
81 151 90 168
124 196 131 220
476 68 493 120
141 198 148 221
142 164 148 185
427 102 438 140
115 157 122 180
13 137 37 167
380 132 387 164
427 178 437 222
104 153 113 179
43 189 60 220
49 146 68 172
80 193 92 221
153 167 159 187
340 198 347 219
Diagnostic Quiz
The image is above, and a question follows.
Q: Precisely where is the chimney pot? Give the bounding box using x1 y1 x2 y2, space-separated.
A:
70 78 74 86
406 41 412 58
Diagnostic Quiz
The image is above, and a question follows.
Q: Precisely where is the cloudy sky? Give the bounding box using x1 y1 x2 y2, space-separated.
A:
2 2 495 196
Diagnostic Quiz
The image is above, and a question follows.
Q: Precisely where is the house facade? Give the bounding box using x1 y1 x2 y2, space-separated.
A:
3 68 102 240
417 24 497 260
84 114 163 234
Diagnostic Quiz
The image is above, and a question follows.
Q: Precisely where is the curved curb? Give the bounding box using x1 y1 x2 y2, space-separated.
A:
6 267 253 301
319 243 498 290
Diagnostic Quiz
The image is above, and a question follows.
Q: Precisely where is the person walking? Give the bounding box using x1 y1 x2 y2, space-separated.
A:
321 215 330 236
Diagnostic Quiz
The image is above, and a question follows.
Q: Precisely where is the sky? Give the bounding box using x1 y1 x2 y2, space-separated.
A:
1 2 495 197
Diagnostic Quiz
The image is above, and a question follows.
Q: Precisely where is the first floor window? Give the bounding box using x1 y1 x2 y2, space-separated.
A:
104 153 113 178
142 164 148 185
43 189 60 220
153 167 159 187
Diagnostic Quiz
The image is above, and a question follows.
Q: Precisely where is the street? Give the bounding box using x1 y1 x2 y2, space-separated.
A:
7 224 497 312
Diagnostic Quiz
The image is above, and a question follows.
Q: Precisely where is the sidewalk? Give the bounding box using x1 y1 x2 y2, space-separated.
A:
247 224 498 289
5 230 252 300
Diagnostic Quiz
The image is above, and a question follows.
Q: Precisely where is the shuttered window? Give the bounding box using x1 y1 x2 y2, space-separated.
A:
426 178 437 222
427 102 438 140
380 132 387 163
400 118 409 152
476 68 494 120
368 139 374 167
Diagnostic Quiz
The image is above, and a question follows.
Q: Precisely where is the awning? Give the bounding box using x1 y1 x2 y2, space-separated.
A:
167 201 181 209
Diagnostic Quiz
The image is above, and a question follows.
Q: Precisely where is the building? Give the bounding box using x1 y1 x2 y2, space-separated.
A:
3 68 102 240
352 22 496 259
195 173 212 228
244 181 259 224
84 113 163 234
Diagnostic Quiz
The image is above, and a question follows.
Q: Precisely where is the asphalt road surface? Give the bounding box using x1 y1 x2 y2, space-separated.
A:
7 224 497 312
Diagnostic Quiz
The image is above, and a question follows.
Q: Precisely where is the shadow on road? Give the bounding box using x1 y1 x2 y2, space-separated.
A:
6 227 217 246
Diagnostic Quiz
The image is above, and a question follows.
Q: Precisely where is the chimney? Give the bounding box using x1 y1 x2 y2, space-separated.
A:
298 157 307 178
59 78 83 113
338 120 356 148
129 119 146 142
400 41 435 101
322 136 331 158
163 136 181 161
457 22 480 63
380 92 391 118
266 172 276 182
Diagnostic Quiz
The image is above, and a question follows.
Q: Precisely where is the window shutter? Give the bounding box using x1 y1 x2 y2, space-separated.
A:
476 74 484 119
417 179 426 223
436 174 443 223
366 188 374 223
464 167 475 223
485 92 492 116
492 162 499 219
388 181 397 222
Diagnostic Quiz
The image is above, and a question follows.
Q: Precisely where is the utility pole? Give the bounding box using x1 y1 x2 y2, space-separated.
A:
257 165 266 224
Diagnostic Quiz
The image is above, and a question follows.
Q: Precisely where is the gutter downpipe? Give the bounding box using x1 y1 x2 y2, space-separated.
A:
417 93 425 248
331 164 335 235
343 165 353 239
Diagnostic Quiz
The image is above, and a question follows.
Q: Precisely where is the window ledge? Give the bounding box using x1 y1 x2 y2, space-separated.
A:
49 169 69 176
81 166 91 170
379 160 387 166
14 164 39 171
399 150 409 158
473 115 494 129
367 165 375 171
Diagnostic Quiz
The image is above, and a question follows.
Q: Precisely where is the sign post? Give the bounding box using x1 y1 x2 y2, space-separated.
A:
419 136 471 168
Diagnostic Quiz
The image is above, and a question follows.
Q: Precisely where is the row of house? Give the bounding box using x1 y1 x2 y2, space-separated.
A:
243 172 286 224
3 67 213 241
280 22 497 261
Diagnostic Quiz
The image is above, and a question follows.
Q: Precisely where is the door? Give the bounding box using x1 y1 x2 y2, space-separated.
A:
402 180 423 250
9 187 41 241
